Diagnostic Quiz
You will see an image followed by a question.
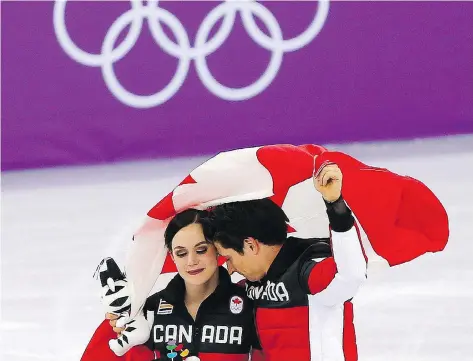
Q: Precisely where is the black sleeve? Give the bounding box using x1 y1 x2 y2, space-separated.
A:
324 196 355 232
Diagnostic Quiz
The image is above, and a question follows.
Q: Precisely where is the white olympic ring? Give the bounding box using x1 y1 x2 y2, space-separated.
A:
53 0 330 108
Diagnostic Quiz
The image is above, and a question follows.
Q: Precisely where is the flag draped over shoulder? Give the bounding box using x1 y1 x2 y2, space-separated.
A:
126 144 449 318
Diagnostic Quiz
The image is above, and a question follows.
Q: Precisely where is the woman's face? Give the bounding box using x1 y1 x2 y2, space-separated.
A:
171 223 218 285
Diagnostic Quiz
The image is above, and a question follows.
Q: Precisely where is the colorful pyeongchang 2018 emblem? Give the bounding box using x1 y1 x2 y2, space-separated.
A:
229 295 244 314
165 339 191 360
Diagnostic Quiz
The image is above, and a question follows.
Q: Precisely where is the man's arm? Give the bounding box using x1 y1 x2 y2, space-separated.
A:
299 163 367 306
300 197 367 306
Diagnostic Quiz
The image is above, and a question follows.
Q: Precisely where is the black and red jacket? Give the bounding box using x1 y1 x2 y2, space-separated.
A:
246 199 367 361
81 267 262 361
143 266 260 361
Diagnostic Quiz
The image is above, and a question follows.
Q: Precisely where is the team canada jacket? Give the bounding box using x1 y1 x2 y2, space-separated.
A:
245 198 367 361
143 266 260 361
81 267 262 361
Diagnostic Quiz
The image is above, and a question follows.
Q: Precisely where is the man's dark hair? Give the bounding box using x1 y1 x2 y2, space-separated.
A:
202 198 289 254
164 209 208 250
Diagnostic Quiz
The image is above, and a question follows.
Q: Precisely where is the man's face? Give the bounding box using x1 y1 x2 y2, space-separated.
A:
214 240 265 282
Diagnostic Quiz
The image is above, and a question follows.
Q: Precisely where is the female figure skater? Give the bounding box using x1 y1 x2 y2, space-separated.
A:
82 209 262 361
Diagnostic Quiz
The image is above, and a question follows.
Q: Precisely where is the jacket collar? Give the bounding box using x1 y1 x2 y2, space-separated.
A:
161 266 232 304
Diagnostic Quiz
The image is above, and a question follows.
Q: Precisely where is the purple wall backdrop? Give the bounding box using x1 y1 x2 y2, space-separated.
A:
2 1 473 170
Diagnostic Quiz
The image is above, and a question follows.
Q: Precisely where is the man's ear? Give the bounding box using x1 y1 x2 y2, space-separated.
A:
243 237 259 255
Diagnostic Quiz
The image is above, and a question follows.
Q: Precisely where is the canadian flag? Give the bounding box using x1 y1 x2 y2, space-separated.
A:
125 144 449 318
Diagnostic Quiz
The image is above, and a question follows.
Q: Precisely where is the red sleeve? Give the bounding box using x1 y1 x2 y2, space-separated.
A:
81 320 154 361
306 258 338 295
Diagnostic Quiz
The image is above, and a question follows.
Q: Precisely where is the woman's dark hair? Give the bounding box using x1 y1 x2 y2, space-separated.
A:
164 209 208 250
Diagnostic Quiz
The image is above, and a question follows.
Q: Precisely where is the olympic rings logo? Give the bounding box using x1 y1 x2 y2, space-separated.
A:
54 0 329 108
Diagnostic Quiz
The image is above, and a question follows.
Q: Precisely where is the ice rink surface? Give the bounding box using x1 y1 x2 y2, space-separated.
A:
2 135 472 361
